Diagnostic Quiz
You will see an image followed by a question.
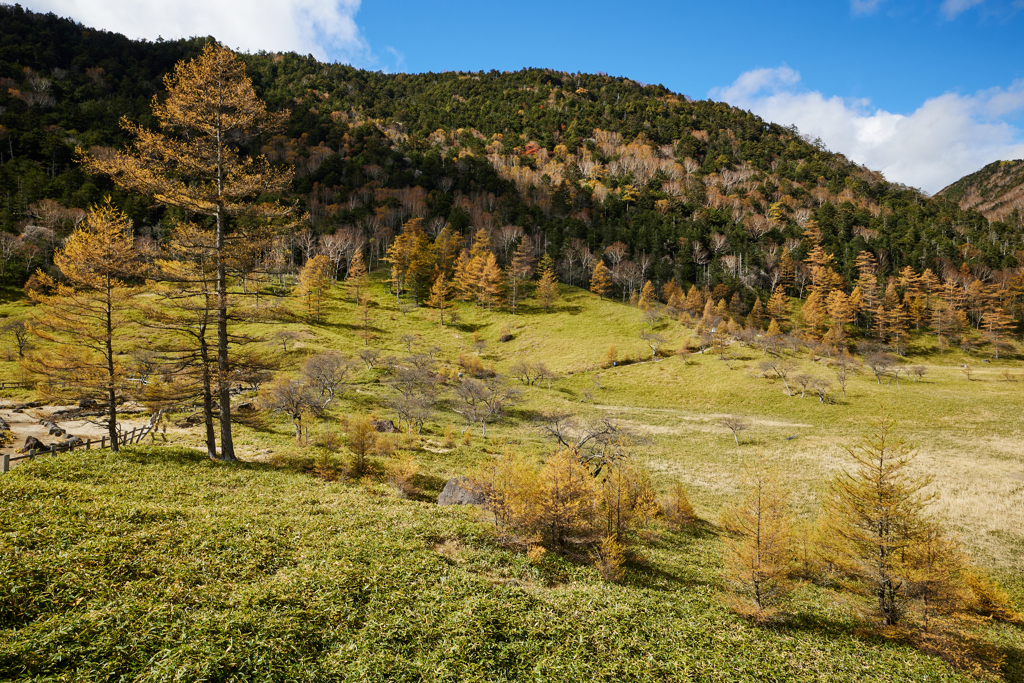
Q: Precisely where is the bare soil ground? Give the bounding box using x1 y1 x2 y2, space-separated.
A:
1 401 149 469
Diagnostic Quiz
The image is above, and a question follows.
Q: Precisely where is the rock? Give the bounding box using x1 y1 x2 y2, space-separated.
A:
20 436 47 453
78 398 97 409
47 425 65 437
0 416 9 431
235 402 255 412
437 477 486 506
499 333 513 342
372 419 398 433
60 436 84 449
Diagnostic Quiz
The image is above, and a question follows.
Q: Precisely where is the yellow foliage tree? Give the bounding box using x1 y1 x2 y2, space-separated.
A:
82 43 294 461
345 249 367 302
820 412 935 625
720 458 796 619
588 261 611 300
296 254 335 322
428 273 452 325
637 280 657 310
26 200 140 451
535 261 560 310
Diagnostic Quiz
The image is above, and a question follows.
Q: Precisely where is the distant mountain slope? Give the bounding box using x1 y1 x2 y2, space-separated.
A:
1 4 1021 295
938 159 1024 224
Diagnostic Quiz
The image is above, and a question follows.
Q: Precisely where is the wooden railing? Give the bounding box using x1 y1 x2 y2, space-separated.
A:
2 423 154 473
0 382 32 390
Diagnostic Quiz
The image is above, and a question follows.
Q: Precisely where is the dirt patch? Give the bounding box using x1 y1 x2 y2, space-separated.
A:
597 407 810 433
1 402 149 468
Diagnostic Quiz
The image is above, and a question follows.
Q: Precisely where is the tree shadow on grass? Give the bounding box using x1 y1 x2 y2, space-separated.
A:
410 472 447 502
997 644 1024 682
451 320 487 334
504 407 544 423
121 445 278 472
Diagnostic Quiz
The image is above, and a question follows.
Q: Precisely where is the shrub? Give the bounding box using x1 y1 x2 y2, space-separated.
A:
662 481 696 529
385 453 420 498
595 535 626 582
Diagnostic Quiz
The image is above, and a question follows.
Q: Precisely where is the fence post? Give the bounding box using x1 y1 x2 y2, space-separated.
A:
50 444 56 458
86 439 91 450
101 436 106 449
2 452 8 473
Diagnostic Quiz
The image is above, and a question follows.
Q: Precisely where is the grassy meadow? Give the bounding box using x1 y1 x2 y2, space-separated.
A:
1 275 1023 681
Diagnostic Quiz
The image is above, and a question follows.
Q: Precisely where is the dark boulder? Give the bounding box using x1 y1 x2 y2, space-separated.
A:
372 419 398 433
437 477 486 506
20 436 47 453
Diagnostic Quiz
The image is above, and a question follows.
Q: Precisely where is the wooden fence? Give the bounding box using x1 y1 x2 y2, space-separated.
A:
0 382 32 390
2 423 154 473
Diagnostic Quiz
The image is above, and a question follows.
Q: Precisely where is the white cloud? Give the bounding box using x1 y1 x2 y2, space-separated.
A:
850 0 885 15
941 0 986 19
23 0 368 64
710 67 1024 194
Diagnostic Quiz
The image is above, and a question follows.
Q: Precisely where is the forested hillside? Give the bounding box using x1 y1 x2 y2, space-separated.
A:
939 159 1024 225
0 4 1022 352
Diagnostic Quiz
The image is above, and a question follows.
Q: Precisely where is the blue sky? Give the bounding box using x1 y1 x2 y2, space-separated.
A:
23 0 1024 193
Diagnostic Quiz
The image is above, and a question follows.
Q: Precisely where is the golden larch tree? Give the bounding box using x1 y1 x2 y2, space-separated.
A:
82 43 294 461
141 222 222 458
26 200 141 451
535 259 560 310
720 458 796 619
637 280 657 310
345 248 367 302
506 238 535 315
820 412 935 626
428 272 452 325
296 254 335 322
590 260 613 300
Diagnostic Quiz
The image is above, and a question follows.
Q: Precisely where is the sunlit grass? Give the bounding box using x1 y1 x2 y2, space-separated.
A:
2 274 1023 680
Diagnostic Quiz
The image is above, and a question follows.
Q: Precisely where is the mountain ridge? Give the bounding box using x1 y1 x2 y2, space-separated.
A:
938 158 1024 225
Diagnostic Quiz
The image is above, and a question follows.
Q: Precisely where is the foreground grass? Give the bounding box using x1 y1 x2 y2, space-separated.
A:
3 278 1024 679
0 447 997 682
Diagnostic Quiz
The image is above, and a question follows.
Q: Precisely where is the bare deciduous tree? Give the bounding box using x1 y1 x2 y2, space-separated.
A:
758 358 796 396
259 376 321 440
452 375 520 437
301 351 355 408
719 415 749 446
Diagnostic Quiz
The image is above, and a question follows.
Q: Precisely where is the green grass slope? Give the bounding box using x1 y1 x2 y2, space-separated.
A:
0 448 988 682
2 278 1024 680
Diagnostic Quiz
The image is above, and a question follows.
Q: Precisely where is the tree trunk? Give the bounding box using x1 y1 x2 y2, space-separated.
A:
216 209 236 461
200 334 218 459
105 280 119 452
